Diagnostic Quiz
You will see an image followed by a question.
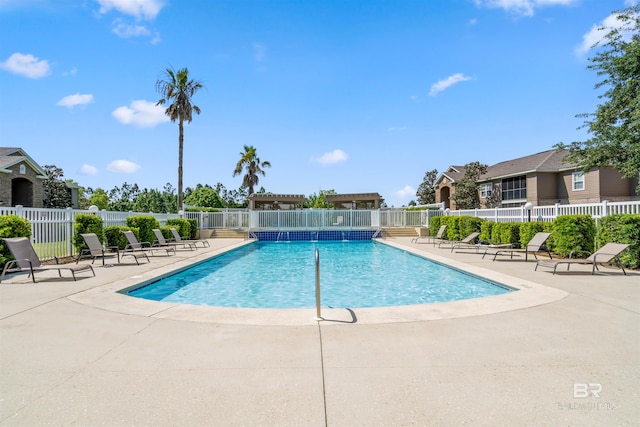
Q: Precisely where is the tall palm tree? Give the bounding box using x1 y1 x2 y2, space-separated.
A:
233 145 271 196
156 67 203 211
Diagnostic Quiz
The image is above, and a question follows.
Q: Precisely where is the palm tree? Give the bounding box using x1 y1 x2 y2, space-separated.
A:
233 145 271 196
156 67 203 211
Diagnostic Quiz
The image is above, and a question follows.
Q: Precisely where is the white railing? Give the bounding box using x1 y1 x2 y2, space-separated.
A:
0 206 181 260
1 200 638 260
448 200 640 223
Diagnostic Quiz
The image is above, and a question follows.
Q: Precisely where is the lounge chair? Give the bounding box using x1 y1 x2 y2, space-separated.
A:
123 230 174 256
1 237 95 283
451 240 513 254
437 231 480 249
152 229 195 251
483 232 552 262
535 243 630 275
169 228 210 248
412 224 447 244
76 233 149 265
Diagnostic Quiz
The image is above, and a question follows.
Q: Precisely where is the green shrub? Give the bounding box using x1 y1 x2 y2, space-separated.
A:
480 221 495 243
434 216 483 241
441 217 463 241
596 214 640 269
186 218 198 239
126 215 159 245
158 226 174 240
0 215 32 269
186 207 221 213
491 222 521 246
459 217 483 240
429 216 443 237
166 218 191 238
73 214 104 251
551 215 596 258
105 225 135 250
519 221 553 249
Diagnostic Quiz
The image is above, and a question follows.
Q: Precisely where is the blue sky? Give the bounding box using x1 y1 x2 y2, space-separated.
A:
0 0 632 207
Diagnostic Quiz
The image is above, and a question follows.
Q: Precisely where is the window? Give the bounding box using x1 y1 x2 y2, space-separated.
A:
572 171 585 191
501 176 527 200
19 165 26 174
479 183 492 198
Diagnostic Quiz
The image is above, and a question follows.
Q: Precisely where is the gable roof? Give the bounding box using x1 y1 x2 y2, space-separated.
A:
436 149 578 185
480 149 576 181
0 147 48 178
436 166 466 185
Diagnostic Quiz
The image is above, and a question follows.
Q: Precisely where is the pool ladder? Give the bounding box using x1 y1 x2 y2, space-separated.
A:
314 248 323 321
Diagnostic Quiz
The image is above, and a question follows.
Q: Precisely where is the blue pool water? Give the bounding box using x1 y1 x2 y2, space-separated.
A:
128 240 512 309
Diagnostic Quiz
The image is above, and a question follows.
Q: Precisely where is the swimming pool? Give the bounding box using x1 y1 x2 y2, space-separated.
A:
128 240 512 309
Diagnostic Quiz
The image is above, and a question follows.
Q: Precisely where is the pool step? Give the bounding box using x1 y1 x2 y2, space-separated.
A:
211 229 249 239
380 227 420 238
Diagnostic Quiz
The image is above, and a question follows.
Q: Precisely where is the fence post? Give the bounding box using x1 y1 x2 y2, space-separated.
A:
66 207 74 257
554 203 559 219
601 200 609 217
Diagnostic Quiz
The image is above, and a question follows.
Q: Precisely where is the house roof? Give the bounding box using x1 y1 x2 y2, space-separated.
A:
436 149 578 185
0 147 48 178
480 149 576 181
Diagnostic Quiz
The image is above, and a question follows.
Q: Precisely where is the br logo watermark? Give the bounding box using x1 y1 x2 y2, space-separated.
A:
557 383 618 411
573 383 602 398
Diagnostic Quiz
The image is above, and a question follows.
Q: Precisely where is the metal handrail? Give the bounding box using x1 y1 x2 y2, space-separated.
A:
314 248 323 321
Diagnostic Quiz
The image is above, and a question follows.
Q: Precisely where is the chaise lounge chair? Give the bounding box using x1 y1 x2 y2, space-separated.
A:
152 229 195 251
437 231 480 249
123 230 174 256
169 228 210 248
412 224 447 244
1 237 95 283
535 242 630 275
77 233 149 266
483 232 552 262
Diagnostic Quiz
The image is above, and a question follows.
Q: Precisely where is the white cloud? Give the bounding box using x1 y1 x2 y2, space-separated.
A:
388 126 407 132
107 160 141 173
575 11 634 55
57 93 94 108
112 20 151 38
311 149 348 165
252 42 267 62
429 73 474 96
0 52 50 78
473 0 578 17
81 164 99 175
62 67 78 76
96 0 164 20
112 99 170 127
395 185 416 199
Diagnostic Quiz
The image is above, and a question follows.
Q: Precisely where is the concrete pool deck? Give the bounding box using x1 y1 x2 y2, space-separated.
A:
1 237 638 425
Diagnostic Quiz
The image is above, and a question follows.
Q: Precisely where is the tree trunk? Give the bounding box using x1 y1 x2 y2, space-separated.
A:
178 120 184 211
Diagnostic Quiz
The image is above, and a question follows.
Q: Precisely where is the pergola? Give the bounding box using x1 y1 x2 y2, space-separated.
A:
325 193 383 209
247 193 306 210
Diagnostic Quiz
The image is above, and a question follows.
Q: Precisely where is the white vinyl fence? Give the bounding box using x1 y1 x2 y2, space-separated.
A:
1 200 639 260
448 200 640 223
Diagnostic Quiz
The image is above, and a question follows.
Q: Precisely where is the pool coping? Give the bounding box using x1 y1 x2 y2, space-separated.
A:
68 239 569 325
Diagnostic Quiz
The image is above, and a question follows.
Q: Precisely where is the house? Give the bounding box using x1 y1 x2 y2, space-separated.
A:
435 149 639 209
0 147 48 208
0 147 80 208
